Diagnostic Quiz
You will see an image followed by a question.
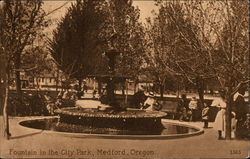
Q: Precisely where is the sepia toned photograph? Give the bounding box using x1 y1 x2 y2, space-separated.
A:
0 0 249 158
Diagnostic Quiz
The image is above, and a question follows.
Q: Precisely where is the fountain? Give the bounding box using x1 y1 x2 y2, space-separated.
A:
54 46 167 133
19 34 203 138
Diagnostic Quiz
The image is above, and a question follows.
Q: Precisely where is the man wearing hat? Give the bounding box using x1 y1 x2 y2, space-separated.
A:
234 88 248 138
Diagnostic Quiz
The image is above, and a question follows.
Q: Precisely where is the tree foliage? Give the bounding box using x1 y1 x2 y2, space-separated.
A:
148 0 249 139
1 0 48 95
48 0 107 81
22 45 55 78
0 0 47 139
100 0 146 79
144 1 210 98
160 0 249 94
49 0 145 83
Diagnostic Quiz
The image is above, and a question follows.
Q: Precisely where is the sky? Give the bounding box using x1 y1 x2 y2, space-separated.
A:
43 1 157 21
42 1 158 36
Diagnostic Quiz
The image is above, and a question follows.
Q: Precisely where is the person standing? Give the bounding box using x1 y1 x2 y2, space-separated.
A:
177 94 189 121
202 103 210 128
231 112 237 139
44 92 55 115
214 103 226 139
213 91 227 139
83 84 88 93
213 91 237 139
189 96 199 121
234 88 248 139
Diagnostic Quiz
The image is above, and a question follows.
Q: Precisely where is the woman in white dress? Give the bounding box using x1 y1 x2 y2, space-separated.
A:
213 96 237 139
214 102 226 139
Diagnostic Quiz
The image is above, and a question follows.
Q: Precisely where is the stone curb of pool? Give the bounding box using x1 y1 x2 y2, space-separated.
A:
18 117 204 140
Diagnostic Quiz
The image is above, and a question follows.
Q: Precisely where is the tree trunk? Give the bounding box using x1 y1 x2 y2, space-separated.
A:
122 82 125 96
56 68 59 91
3 76 10 139
177 80 180 98
160 84 164 99
15 71 21 94
197 86 204 107
134 82 137 93
225 82 233 140
0 55 5 116
125 80 128 105
225 95 232 140
196 77 205 108
14 54 22 116
3 62 10 139
15 54 22 96
0 54 10 139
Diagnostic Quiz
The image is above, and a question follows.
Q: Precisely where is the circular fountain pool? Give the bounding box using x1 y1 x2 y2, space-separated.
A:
54 107 167 132
19 117 203 139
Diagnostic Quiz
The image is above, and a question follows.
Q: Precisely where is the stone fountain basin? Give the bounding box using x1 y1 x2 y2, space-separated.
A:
54 107 167 131
19 117 204 138
54 107 167 118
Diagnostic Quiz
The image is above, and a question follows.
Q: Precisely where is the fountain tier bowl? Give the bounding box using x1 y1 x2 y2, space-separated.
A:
54 107 167 132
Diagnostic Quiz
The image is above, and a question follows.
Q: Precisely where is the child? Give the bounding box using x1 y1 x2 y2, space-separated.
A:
202 103 210 128
242 113 250 139
231 112 237 138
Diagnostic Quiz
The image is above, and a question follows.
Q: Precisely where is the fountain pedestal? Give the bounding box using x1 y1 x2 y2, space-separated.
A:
104 50 120 109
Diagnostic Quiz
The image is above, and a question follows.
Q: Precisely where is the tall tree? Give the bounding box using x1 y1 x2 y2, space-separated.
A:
100 0 146 80
22 45 56 88
208 1 249 139
0 4 9 138
144 1 211 99
1 0 47 97
0 0 47 139
158 0 249 139
48 0 106 89
144 4 181 98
